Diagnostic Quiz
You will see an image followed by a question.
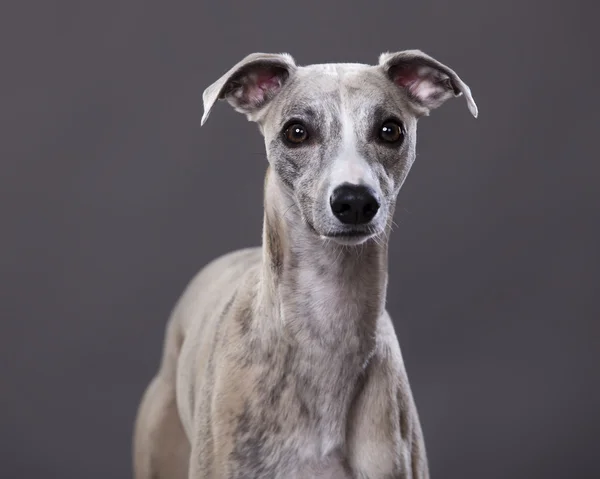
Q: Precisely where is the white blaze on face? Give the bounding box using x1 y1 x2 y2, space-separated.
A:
327 104 378 194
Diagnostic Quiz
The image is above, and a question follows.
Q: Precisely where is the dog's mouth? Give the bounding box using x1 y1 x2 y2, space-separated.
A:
320 226 380 245
301 211 383 245
324 230 372 238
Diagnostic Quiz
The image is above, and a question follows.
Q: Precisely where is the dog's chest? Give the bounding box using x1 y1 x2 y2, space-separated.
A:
228 350 360 478
291 451 351 479
231 422 351 479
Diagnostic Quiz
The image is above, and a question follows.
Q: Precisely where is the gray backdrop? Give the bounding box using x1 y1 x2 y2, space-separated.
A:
1 1 598 478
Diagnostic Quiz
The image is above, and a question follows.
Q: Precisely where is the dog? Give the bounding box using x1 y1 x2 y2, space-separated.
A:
133 50 477 479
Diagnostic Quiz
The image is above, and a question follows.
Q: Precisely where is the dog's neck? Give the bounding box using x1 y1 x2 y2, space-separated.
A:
259 168 390 361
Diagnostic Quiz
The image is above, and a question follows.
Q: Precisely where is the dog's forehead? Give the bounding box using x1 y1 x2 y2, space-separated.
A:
302 62 371 76
280 63 389 110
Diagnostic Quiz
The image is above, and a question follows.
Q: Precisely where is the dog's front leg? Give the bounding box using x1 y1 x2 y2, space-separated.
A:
187 362 256 479
401 400 430 479
346 319 430 478
347 374 430 478
187 430 235 479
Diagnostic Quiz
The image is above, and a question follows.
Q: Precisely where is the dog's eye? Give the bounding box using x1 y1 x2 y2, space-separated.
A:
284 123 308 145
379 121 404 144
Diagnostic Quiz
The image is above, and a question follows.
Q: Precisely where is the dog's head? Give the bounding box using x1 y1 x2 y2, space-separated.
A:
202 51 477 245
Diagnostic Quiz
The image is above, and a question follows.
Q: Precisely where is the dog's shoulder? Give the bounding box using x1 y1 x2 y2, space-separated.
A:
373 310 405 370
362 311 417 411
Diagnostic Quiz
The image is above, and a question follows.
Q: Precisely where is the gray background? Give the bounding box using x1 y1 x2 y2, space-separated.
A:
1 1 598 478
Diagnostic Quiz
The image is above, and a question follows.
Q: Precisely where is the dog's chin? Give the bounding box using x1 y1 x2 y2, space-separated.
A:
319 230 379 246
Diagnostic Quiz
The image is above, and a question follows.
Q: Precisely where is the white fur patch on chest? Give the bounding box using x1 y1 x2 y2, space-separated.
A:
292 449 351 479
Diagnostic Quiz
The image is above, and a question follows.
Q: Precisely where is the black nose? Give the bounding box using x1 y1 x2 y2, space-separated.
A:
330 184 380 225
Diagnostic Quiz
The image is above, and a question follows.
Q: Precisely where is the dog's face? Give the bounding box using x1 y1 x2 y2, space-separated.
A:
259 63 422 245
202 52 477 245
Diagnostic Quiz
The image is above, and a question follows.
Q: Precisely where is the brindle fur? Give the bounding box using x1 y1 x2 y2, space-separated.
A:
133 50 477 478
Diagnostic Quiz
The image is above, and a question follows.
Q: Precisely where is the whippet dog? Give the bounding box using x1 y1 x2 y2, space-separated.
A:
133 50 477 479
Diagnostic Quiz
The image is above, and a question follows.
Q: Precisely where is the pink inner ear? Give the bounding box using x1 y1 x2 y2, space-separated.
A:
392 65 444 102
393 66 421 88
255 71 282 91
244 70 283 106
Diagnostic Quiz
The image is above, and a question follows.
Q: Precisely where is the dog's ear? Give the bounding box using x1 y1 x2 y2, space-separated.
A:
378 50 478 118
201 53 296 125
